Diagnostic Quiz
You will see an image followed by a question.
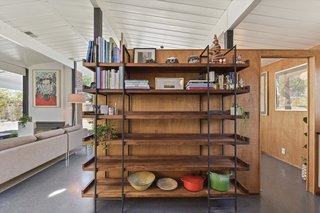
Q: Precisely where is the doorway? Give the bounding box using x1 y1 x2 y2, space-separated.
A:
260 57 309 189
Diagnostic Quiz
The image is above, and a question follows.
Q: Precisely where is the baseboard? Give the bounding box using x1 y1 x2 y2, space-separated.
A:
0 155 65 193
261 151 301 169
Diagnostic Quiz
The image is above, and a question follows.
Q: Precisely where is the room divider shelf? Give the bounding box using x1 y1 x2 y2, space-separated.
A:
81 178 248 198
83 86 250 96
100 133 249 146
83 156 249 172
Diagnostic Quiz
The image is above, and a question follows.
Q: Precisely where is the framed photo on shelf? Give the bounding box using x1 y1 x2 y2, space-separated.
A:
33 69 60 107
260 72 268 116
275 63 308 111
133 48 156 63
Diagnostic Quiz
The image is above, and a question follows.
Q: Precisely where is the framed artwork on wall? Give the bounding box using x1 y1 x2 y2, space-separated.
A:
275 63 308 111
260 71 268 116
33 69 60 107
133 48 156 63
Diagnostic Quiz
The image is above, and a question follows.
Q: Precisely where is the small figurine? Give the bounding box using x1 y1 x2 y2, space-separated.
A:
188 55 200 64
239 78 245 88
236 54 245 64
166 57 179 64
209 34 225 64
145 57 156 63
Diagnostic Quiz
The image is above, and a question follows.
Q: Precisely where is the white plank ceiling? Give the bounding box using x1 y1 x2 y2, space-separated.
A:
0 0 319 73
235 0 320 49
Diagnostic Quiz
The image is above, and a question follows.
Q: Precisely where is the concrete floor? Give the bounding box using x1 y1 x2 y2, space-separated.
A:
0 149 319 213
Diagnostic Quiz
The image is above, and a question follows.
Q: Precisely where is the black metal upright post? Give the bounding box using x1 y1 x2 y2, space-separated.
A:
22 69 29 116
233 46 238 212
206 46 211 213
121 47 126 213
93 7 102 213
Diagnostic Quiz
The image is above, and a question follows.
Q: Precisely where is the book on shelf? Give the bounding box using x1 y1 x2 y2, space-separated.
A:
186 87 213 90
125 79 150 90
95 68 124 89
85 37 120 63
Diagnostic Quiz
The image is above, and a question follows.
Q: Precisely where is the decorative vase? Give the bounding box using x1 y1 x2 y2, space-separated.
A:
301 163 307 181
230 106 242 116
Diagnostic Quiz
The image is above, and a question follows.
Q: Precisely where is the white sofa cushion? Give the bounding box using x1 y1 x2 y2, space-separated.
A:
35 129 65 140
64 125 82 133
0 136 37 151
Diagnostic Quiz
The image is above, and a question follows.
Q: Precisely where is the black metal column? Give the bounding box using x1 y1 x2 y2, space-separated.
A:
94 8 103 39
224 30 234 49
22 69 29 115
71 61 76 125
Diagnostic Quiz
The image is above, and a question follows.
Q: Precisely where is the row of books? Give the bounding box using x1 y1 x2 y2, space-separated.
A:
96 67 124 89
125 80 150 90
186 80 214 90
86 37 121 63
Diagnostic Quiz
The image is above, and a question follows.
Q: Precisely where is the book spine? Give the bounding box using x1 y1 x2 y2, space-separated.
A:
103 39 106 63
85 40 92 62
105 42 110 63
119 66 124 89
115 70 120 89
101 70 106 89
96 67 101 89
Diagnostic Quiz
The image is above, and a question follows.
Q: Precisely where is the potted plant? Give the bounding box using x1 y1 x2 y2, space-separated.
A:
94 124 118 153
230 104 248 138
18 115 34 136
301 116 308 181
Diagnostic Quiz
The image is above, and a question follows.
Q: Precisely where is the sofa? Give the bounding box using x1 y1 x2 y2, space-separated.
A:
0 125 83 189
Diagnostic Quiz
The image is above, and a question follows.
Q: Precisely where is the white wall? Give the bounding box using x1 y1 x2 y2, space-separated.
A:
28 62 72 125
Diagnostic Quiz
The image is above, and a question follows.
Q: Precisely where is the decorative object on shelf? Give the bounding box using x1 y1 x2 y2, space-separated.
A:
90 82 96 89
145 58 156 63
128 171 155 191
68 93 86 125
209 34 225 64
133 48 156 63
33 69 60 107
114 103 118 115
260 72 268 116
209 71 215 82
218 75 224 90
92 104 101 114
95 124 118 150
236 54 246 64
165 57 179 64
230 103 242 116
156 178 178 191
100 105 109 114
155 78 184 90
275 63 308 111
239 78 245 88
301 116 308 181
209 172 231 192
108 106 114 115
85 101 92 111
180 175 205 192
188 55 200 64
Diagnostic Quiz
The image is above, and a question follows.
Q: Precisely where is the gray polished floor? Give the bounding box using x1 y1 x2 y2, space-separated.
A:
0 150 319 213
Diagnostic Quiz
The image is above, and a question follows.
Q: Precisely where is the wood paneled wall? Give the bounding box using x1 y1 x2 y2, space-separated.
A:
261 58 308 168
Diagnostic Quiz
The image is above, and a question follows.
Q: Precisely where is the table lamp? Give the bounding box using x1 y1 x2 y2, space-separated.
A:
68 93 85 126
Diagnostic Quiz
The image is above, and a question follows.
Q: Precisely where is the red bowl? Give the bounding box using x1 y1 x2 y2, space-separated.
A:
180 175 205 192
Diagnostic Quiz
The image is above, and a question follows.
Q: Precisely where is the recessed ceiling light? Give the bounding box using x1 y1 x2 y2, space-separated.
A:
24 31 38 38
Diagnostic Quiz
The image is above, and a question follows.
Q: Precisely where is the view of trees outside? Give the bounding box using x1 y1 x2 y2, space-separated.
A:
0 88 23 132
82 74 94 135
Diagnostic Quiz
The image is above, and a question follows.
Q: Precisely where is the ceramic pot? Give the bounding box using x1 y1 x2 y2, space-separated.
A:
180 175 205 192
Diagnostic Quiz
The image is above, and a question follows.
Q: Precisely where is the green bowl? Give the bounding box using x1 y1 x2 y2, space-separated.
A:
209 172 230 192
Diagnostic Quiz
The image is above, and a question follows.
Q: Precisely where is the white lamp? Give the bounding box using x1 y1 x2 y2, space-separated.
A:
68 94 85 126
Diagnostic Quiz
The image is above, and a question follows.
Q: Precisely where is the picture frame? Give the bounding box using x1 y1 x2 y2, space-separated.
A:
155 78 184 90
33 69 60 107
260 72 268 116
275 63 308 111
133 48 156 63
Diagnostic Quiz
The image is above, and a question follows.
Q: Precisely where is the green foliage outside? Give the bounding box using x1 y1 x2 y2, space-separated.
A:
0 88 22 121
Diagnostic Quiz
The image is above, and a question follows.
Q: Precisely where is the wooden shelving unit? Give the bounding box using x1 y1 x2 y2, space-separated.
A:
81 44 251 213
82 178 248 198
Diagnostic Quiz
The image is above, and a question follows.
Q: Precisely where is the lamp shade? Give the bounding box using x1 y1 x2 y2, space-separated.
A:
68 94 85 103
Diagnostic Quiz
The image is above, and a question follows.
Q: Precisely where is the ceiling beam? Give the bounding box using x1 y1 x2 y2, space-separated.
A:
204 0 261 47
0 19 91 75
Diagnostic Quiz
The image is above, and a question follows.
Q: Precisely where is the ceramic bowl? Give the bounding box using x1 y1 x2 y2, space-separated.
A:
156 178 178 191
128 171 155 191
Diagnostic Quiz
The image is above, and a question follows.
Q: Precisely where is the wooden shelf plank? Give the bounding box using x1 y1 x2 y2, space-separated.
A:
83 156 249 172
82 61 249 73
82 86 250 96
107 133 249 146
81 178 247 198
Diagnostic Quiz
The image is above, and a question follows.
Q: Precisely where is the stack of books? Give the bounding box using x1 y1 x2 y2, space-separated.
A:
125 80 150 90
186 80 214 90
96 67 124 89
86 37 120 63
